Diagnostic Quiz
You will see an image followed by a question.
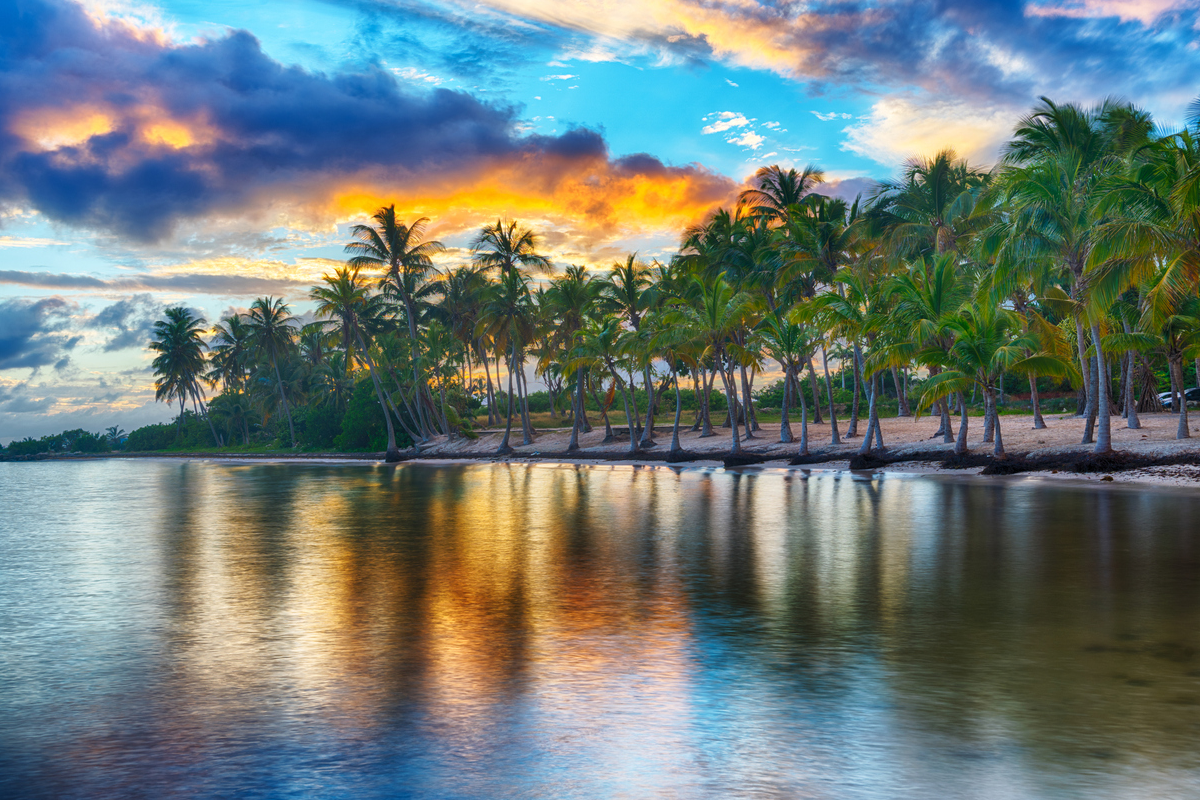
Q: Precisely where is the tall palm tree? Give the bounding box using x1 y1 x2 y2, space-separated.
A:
311 266 405 461
346 206 444 440
150 306 220 445
991 96 1150 452
246 297 299 448
545 265 602 451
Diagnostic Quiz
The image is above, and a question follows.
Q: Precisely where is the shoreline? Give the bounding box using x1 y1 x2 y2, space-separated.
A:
13 438 1200 491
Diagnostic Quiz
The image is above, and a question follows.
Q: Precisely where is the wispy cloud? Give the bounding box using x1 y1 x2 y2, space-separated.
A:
701 111 750 134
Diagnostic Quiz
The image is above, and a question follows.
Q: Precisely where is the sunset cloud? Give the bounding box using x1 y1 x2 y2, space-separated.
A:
0 0 734 248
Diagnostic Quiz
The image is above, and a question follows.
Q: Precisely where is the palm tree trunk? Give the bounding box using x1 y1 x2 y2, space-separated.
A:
722 357 742 455
1091 321 1112 454
1029 373 1046 430
807 359 823 423
639 365 656 447
498 345 516 454
748 369 761 432
1082 354 1098 444
607 366 638 455
983 390 995 444
700 367 715 437
779 363 794 443
1125 350 1140 430
798 371 809 456
955 394 969 455
517 353 534 445
858 371 878 455
847 343 862 437
670 367 683 455
990 388 1006 459
272 357 297 447
1172 356 1190 439
739 363 755 439
568 368 584 452
821 343 840 445
357 341 401 461
1073 315 1091 419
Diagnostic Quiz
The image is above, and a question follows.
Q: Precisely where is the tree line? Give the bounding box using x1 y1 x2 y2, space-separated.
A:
136 96 1200 462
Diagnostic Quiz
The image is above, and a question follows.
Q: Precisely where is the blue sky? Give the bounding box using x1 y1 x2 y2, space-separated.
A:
2 0 1199 441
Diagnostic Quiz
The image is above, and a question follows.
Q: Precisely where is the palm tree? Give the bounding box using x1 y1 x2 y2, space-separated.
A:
917 304 1077 458
245 297 299 448
346 206 445 440
150 307 219 445
738 164 825 224
473 219 551 440
666 276 753 454
545 265 602 451
472 218 552 276
479 268 535 453
991 96 1150 452
601 254 659 445
311 266 405 461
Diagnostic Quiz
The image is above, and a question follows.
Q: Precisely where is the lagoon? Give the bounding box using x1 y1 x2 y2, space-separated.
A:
1 460 1198 799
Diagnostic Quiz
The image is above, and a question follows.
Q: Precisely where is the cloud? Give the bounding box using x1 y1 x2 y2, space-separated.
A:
841 96 1015 166
811 111 852 121
0 269 310 296
540 73 578 80
725 79 738 87
1025 0 1187 25
87 294 164 351
445 0 1200 119
727 131 765 149
0 298 81 372
701 112 750 134
0 0 732 247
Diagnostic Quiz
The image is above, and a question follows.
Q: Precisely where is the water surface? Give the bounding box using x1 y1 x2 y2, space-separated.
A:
1 460 1198 799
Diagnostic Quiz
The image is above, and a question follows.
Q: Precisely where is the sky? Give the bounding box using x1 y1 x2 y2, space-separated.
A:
2 0 1199 442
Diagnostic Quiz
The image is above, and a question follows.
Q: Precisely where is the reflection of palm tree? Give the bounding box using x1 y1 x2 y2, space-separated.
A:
246 297 298 448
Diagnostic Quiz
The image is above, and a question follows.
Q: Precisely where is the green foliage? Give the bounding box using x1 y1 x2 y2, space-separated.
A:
334 380 403 451
126 413 217 451
303 402 345 449
4 429 111 456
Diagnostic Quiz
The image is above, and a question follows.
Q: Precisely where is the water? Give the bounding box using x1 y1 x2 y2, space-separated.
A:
1 460 1198 799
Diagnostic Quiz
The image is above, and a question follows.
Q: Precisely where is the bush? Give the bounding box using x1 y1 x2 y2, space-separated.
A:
335 380 406 451
126 413 216 451
303 402 345 449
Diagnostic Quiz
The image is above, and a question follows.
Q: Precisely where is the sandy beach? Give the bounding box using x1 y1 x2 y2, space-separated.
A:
411 410 1200 488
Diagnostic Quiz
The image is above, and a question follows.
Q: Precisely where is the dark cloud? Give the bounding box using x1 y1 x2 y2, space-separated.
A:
0 382 55 414
0 0 729 241
0 297 79 371
87 294 163 351
0 269 308 296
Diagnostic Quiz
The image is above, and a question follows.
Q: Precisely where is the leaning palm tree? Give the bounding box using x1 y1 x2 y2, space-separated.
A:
311 266 405 461
245 297 299 448
346 206 444 440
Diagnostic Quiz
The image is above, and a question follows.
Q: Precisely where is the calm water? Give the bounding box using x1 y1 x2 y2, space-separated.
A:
1 460 1199 799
